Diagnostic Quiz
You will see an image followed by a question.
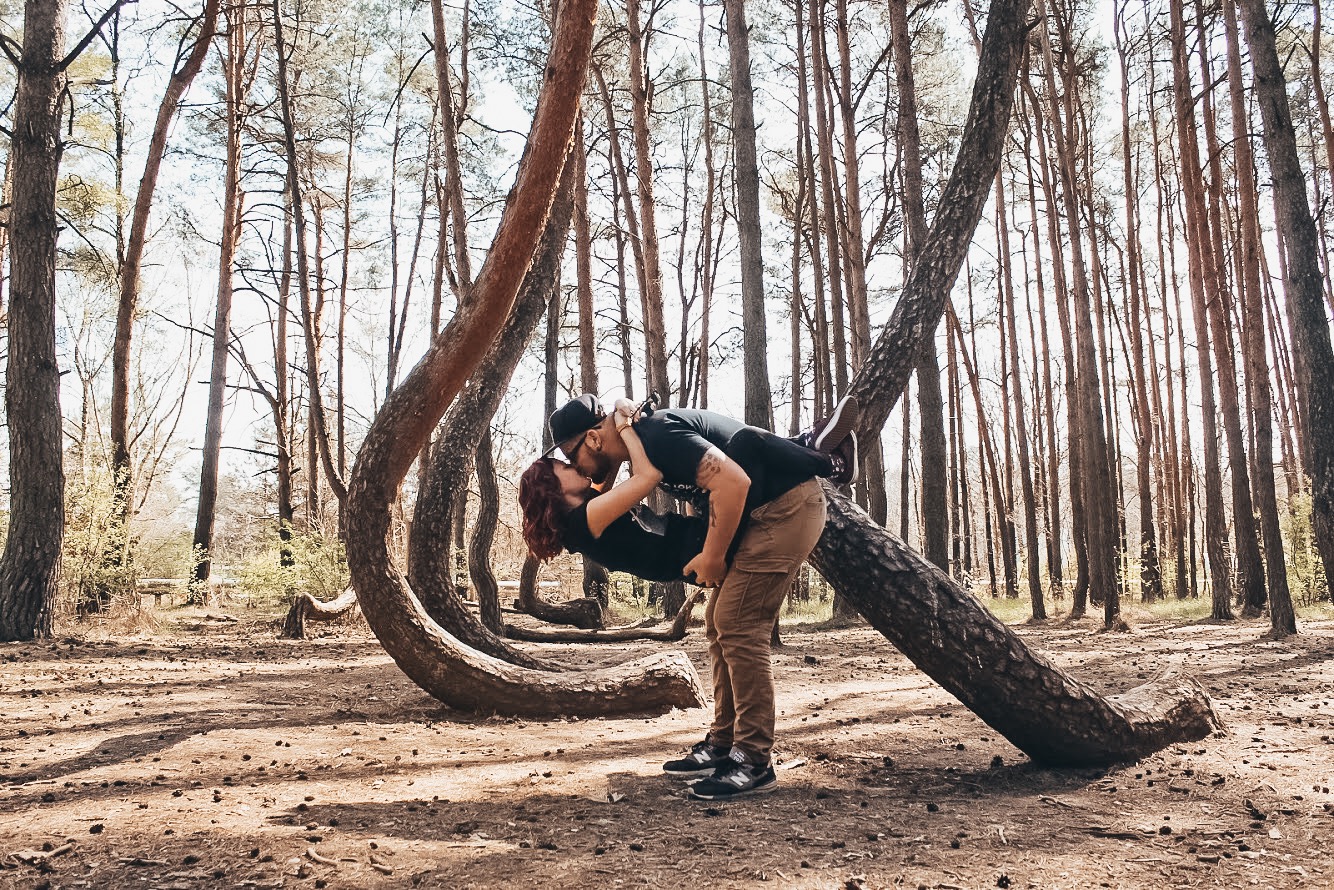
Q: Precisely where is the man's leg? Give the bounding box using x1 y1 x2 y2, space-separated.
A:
703 586 735 749
688 480 826 800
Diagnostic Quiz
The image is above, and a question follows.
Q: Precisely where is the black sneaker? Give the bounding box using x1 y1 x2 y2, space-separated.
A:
812 395 860 452
687 753 777 800
826 431 858 485
662 740 731 777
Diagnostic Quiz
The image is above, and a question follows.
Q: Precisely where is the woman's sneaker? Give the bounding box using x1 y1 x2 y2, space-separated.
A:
687 753 777 800
827 431 858 485
662 739 730 777
812 395 860 452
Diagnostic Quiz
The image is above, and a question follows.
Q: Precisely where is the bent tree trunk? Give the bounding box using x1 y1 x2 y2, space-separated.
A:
516 554 606 630
282 588 359 639
506 588 704 643
403 173 576 670
404 156 581 670
344 0 704 717
826 0 1219 766
812 492 1219 765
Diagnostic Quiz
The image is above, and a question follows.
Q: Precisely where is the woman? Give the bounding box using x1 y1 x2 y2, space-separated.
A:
519 401 707 582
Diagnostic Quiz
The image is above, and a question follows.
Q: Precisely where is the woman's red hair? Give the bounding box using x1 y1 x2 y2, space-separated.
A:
519 458 568 561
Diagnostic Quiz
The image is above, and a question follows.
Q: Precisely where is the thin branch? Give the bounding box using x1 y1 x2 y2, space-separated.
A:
60 0 136 72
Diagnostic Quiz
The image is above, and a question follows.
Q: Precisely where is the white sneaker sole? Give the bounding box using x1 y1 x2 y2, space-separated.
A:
813 396 859 452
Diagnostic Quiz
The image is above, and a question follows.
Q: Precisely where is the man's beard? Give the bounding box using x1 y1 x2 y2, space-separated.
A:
588 451 614 486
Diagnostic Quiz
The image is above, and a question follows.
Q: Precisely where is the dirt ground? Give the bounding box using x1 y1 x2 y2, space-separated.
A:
1 604 1332 890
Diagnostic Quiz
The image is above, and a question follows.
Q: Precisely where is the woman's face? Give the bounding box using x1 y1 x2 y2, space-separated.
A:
552 460 593 502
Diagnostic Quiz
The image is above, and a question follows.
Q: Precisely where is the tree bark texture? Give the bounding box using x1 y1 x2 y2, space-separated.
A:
344 0 705 717
469 427 504 633
506 589 704 644
1237 0 1334 595
405 159 578 670
722 0 773 427
0 0 69 640
811 489 1220 766
281 589 360 639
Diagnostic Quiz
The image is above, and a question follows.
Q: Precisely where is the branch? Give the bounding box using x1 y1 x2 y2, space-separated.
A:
0 33 20 68
60 0 136 72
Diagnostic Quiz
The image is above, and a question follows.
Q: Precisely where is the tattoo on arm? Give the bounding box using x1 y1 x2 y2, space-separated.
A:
696 448 725 486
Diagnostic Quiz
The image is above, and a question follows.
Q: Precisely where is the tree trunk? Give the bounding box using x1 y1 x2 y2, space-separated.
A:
0 0 69 640
890 0 946 564
516 554 605 630
405 159 580 671
506 589 704 644
812 489 1220 766
1170 0 1233 619
722 0 772 427
469 427 503 633
189 7 247 597
1236 0 1334 596
344 6 705 717
272 0 348 528
1222 0 1294 636
625 0 671 402
282 589 359 640
110 0 219 549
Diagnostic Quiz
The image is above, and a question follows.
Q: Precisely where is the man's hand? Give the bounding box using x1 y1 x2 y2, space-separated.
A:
684 551 728 588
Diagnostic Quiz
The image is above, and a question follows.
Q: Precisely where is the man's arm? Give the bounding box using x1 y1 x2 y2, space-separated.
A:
682 445 750 587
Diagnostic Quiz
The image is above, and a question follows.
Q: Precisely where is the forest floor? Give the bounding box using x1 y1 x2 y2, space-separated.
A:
1 600 1332 890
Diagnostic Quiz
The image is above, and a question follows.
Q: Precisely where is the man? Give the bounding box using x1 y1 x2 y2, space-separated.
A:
547 394 859 800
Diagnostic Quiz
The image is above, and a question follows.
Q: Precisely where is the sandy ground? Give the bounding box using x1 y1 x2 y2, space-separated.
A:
1 606 1332 889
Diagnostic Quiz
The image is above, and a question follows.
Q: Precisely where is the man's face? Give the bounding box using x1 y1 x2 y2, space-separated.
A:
568 428 615 484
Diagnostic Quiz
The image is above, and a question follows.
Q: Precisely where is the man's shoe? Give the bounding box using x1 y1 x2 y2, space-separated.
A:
827 431 858 486
687 754 777 800
663 740 731 778
812 395 860 452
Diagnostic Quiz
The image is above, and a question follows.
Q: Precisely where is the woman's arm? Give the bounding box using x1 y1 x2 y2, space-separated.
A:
584 422 662 538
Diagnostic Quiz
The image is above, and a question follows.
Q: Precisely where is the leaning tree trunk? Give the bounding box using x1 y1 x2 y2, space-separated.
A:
282 588 359 640
812 490 1220 765
344 0 704 717
516 554 605 630
0 0 69 641
822 0 1218 765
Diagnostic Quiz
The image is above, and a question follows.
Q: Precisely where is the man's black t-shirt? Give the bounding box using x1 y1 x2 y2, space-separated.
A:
633 408 806 509
561 502 707 582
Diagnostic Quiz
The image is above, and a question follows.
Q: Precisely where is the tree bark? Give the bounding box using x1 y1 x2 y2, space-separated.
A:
0 0 69 640
111 0 219 544
1222 0 1294 636
189 6 247 596
722 0 773 427
345 1 704 716
506 589 704 644
812 489 1220 766
469 427 504 633
282 588 359 640
1236 0 1334 596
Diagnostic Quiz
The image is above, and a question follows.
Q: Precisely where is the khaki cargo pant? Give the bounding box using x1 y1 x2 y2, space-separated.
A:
704 478 827 764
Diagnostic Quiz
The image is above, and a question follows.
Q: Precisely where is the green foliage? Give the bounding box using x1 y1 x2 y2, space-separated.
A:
61 464 135 612
1282 492 1331 606
236 527 350 607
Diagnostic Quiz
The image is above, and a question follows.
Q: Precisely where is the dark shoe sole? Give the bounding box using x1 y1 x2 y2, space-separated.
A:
663 764 723 778
813 396 860 452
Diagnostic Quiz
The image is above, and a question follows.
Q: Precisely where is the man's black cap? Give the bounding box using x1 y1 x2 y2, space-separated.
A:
544 394 604 457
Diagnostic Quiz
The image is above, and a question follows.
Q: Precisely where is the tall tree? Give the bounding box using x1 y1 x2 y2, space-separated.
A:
0 0 75 639
190 0 252 593
1237 0 1334 596
110 0 220 556
722 0 773 427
